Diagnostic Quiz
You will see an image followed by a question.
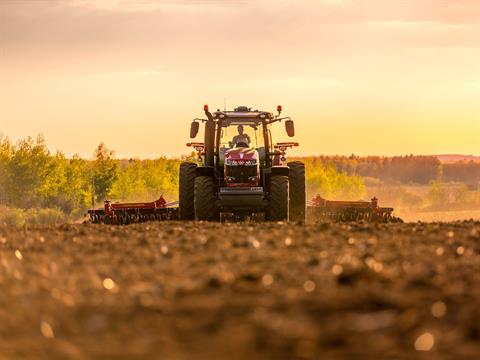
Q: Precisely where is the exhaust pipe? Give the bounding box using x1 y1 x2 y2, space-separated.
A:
204 106 215 168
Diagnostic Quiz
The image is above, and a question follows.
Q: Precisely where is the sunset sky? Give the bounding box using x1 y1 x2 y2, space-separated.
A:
1 0 479 159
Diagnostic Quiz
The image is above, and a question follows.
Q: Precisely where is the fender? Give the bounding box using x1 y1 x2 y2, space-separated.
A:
196 166 215 177
270 166 289 177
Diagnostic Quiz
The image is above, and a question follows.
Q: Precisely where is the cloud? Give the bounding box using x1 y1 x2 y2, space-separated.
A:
365 20 475 31
64 0 355 14
255 77 342 87
67 0 187 12
90 69 173 78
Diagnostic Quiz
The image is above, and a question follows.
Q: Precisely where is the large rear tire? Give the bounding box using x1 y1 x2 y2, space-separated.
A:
179 162 197 220
288 161 306 222
194 176 219 221
268 175 289 221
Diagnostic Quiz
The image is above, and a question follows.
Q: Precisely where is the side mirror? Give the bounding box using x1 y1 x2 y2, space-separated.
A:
190 121 199 138
285 120 295 137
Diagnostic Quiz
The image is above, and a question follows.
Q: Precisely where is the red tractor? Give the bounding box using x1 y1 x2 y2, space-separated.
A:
179 105 306 222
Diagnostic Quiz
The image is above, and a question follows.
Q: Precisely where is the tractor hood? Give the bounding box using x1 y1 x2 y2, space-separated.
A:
224 147 260 186
225 147 258 163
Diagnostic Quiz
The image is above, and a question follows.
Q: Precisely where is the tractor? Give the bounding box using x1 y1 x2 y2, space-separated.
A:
178 105 306 222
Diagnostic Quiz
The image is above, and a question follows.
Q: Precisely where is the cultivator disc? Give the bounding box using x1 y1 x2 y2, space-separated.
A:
307 195 401 223
88 196 179 225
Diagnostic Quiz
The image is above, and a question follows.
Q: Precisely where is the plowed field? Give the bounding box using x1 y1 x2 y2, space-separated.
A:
1 221 480 359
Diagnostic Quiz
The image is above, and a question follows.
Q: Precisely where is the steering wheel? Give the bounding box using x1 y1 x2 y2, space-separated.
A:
236 142 249 148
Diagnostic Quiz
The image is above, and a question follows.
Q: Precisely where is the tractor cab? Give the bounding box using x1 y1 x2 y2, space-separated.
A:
181 105 305 222
219 119 264 165
219 117 264 187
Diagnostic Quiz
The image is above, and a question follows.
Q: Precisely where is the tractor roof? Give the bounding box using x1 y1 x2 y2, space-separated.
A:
213 106 274 124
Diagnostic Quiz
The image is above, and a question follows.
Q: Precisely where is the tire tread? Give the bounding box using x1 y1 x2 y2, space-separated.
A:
288 161 306 222
179 162 197 220
268 175 289 221
194 176 218 221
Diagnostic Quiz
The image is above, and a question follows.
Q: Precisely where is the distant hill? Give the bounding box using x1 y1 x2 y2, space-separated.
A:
435 154 480 164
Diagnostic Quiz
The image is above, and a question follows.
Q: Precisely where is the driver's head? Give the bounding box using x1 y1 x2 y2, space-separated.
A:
237 125 244 135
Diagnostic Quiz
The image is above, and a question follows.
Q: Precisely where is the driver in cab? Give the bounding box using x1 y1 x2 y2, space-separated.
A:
231 125 251 147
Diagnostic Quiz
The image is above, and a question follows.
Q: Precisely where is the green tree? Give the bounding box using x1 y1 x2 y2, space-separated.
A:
6 135 53 208
301 157 366 200
92 143 118 201
53 154 91 214
0 135 13 204
110 159 147 201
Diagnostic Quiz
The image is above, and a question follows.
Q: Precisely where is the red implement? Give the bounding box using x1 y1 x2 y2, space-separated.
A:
88 196 178 224
307 195 399 223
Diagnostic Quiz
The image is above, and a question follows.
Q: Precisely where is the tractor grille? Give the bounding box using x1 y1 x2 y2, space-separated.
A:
225 165 257 184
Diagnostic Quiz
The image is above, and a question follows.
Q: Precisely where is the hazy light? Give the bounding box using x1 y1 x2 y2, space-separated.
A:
40 321 55 339
198 235 208 245
414 332 435 351
332 264 343 275
160 245 169 255
284 237 293 247
262 274 274 286
14 250 23 261
456 246 465 255
365 257 383 272
303 280 316 293
373 262 383 272
248 236 260 249
431 301 447 318
103 277 116 290
435 247 444 256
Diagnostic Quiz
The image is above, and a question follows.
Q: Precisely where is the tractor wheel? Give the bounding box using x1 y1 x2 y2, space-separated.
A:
288 161 306 222
194 176 219 221
179 162 197 220
268 175 289 221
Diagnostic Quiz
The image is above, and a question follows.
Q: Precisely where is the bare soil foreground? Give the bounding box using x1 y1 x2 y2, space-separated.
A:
1 221 480 360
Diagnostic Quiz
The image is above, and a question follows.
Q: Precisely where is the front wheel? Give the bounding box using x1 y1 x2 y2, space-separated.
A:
288 161 306 222
194 176 219 221
267 175 289 221
179 162 197 220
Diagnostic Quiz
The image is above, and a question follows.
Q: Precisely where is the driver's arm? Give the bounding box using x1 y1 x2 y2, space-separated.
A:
246 134 251 143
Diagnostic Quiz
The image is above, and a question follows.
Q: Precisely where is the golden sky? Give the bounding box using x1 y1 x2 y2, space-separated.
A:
1 0 479 158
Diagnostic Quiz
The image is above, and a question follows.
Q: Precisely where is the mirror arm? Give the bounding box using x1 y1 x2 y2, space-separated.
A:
267 116 291 125
193 118 208 123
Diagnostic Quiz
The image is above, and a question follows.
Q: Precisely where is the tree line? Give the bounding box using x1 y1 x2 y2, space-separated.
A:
0 135 367 217
301 155 480 186
1 135 478 219
0 135 181 217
